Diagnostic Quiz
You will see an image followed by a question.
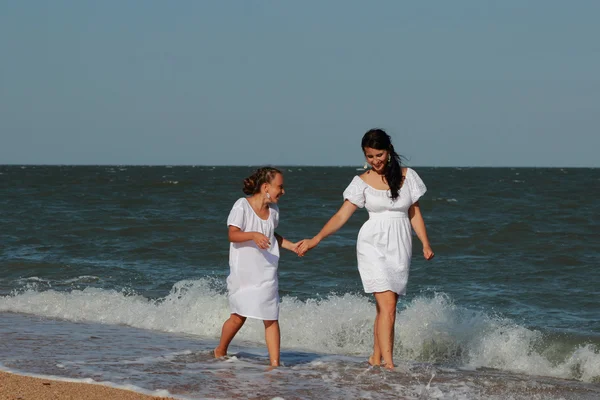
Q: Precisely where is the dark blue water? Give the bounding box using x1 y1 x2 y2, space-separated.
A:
1 166 599 399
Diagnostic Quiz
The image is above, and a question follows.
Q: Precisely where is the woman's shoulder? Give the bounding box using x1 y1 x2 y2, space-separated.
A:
404 167 427 189
404 167 421 179
349 175 370 191
355 173 370 184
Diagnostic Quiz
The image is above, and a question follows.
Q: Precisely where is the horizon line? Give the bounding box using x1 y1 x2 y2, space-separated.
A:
0 164 598 169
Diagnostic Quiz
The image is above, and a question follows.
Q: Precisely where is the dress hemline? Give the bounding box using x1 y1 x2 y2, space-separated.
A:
230 311 279 321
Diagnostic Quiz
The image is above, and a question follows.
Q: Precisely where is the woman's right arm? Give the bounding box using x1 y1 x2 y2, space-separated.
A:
296 200 357 256
229 226 270 249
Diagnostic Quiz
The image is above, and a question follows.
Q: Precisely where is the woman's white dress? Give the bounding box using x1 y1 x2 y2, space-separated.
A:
226 198 280 320
343 168 427 295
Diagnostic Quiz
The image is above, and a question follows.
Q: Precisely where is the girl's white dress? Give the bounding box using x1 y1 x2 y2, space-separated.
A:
226 198 280 320
343 168 427 295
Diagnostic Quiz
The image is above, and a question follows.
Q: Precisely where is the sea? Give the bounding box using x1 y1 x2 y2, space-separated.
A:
0 165 599 400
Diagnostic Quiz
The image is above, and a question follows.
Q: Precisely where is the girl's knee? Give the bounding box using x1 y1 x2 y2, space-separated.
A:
230 314 246 325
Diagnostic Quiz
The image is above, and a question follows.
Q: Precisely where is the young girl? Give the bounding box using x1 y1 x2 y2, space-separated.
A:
214 167 296 367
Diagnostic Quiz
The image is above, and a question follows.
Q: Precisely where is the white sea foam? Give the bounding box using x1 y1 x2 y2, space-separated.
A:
16 275 100 286
117 350 194 366
434 197 458 203
62 275 100 284
18 276 50 283
1 279 599 382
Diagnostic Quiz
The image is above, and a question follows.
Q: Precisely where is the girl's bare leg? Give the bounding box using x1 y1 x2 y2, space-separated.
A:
369 302 382 366
263 320 281 367
373 291 398 369
214 313 246 357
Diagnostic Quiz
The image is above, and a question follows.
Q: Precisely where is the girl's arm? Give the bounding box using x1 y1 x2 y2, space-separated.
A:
296 200 358 256
228 226 271 249
408 201 434 260
274 232 297 252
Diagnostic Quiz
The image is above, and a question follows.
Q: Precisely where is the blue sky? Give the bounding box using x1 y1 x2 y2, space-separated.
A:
1 1 599 167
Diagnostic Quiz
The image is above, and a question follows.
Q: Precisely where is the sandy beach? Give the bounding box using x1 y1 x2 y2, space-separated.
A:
0 371 176 400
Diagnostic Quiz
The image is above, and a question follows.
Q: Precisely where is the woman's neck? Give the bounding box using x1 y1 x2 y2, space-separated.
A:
368 167 388 177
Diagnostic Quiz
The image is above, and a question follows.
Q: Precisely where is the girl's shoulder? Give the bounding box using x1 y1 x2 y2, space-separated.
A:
231 197 249 210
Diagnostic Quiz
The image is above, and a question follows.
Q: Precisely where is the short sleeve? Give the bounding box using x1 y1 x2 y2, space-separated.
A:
407 169 427 204
343 176 367 208
227 198 246 230
270 204 279 229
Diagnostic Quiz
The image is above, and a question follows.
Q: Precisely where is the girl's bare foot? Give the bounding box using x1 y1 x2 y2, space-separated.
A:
368 355 381 366
213 348 226 358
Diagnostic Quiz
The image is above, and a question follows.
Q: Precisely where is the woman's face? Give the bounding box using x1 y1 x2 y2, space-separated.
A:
264 173 285 203
363 147 389 173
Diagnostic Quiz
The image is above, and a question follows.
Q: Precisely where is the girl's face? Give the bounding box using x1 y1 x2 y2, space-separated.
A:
264 173 285 203
363 147 389 173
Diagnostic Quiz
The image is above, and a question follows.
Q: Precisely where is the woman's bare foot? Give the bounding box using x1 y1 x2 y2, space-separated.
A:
368 355 381 366
213 348 226 358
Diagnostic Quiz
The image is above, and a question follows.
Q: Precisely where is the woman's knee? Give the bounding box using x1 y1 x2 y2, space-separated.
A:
263 320 279 328
374 292 398 316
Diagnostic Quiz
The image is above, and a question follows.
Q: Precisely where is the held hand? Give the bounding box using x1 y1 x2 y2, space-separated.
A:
288 242 300 254
294 240 307 256
252 232 271 249
296 238 319 257
423 246 435 260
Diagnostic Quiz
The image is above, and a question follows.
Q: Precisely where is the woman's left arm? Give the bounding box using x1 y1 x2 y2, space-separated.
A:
409 201 435 260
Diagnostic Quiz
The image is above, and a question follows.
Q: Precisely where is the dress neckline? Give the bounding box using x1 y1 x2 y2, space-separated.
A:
244 198 271 221
357 168 409 192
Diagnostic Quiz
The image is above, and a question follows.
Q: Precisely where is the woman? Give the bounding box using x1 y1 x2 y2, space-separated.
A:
296 129 434 369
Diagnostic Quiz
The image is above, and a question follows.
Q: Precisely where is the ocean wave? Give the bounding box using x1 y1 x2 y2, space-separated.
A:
1 278 599 382
433 197 458 203
16 275 100 286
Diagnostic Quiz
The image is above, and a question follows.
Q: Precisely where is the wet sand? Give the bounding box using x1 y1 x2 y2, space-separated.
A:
0 371 176 400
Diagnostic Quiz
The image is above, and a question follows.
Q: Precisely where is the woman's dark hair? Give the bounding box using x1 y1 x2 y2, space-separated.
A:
243 167 282 195
361 128 403 200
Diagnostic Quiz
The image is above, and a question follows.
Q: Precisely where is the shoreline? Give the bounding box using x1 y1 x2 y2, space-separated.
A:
0 371 177 400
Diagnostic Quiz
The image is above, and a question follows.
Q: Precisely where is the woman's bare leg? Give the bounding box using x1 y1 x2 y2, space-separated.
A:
369 301 382 366
373 291 398 369
214 313 246 357
263 320 281 367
